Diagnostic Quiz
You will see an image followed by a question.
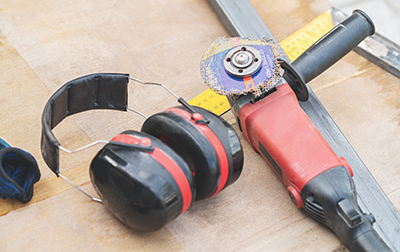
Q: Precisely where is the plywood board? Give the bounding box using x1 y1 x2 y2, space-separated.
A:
0 0 399 251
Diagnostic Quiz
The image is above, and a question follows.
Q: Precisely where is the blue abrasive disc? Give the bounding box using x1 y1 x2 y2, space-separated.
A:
200 37 282 96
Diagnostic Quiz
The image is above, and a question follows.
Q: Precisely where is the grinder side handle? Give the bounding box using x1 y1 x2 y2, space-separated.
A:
282 9 375 101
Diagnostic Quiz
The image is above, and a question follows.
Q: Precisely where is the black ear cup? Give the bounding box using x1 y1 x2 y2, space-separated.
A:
88 107 243 232
141 106 244 200
190 106 244 189
89 130 195 232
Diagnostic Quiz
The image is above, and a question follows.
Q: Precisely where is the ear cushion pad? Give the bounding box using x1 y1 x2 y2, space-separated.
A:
89 130 195 232
141 109 221 200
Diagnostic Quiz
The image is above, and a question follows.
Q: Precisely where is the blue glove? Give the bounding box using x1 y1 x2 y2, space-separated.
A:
0 138 40 203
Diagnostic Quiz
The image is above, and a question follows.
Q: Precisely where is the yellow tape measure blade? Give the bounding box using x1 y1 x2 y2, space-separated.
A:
279 10 334 61
188 88 230 116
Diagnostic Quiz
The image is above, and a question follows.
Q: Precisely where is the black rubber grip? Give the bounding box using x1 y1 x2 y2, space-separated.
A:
293 9 374 83
283 10 375 101
350 230 392 252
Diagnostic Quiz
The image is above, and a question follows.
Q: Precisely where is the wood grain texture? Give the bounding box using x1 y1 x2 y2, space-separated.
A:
0 0 399 251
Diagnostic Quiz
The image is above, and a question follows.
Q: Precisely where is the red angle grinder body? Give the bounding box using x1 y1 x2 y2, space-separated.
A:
201 9 391 252
238 82 352 207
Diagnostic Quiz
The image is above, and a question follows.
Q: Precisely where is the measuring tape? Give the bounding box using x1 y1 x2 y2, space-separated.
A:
188 88 229 116
189 9 334 115
280 10 334 61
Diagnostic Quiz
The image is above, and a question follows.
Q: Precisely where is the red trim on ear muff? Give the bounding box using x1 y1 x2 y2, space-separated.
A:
165 108 229 197
111 134 192 214
149 147 192 213
111 134 140 145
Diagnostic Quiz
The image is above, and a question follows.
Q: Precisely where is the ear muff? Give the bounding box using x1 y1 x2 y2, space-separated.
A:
189 106 244 189
89 130 195 232
40 73 244 232
141 106 244 200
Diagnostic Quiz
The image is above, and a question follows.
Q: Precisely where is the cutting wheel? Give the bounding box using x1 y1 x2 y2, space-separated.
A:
200 37 282 96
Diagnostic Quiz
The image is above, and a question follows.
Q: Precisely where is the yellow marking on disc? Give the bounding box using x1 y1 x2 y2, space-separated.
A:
194 9 334 116
243 76 255 90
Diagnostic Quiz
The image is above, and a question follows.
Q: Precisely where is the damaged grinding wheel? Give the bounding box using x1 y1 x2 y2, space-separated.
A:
200 37 283 97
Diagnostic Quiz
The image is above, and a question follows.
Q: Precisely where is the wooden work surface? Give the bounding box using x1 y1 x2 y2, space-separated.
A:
0 0 399 251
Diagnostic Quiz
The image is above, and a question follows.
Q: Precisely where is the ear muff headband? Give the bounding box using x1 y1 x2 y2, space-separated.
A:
111 134 192 213
166 107 230 197
41 73 129 175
